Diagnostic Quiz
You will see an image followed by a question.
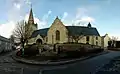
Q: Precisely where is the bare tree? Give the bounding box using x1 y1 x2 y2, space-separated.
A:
110 36 118 47
111 36 118 41
72 35 84 43
9 35 15 44
13 20 31 48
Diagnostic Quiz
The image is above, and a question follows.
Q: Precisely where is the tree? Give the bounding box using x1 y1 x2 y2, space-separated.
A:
110 36 118 47
13 20 31 48
72 35 84 43
9 35 15 44
111 36 118 41
9 35 16 50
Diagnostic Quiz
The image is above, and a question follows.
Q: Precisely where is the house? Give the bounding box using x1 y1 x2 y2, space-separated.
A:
0 35 13 52
102 34 111 48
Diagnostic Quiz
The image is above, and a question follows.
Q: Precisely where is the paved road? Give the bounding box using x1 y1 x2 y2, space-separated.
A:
0 50 120 74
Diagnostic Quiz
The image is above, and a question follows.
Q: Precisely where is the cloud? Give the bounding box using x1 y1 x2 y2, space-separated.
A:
70 7 95 26
62 6 99 28
42 10 52 21
12 0 24 9
14 3 21 9
72 5 100 27
73 16 95 26
75 8 87 19
8 0 32 20
25 0 32 5
38 10 52 29
61 12 68 21
0 21 16 38
0 0 32 38
81 16 95 22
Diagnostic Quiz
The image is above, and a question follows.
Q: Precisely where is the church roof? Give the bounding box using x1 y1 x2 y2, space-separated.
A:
66 26 100 36
31 26 100 38
31 28 49 38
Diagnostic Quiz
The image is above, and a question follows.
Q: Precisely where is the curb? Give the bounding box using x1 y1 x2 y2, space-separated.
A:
12 51 109 66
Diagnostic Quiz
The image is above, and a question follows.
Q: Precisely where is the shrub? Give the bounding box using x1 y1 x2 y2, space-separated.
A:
24 45 39 56
88 48 104 53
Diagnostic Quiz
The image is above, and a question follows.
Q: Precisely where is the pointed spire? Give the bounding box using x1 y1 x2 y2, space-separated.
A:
28 7 34 24
87 22 92 28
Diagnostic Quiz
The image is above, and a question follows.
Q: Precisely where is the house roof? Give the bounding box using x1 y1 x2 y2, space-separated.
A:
0 35 10 42
31 26 100 38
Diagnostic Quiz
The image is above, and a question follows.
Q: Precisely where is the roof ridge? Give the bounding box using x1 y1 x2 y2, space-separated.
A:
65 26 96 28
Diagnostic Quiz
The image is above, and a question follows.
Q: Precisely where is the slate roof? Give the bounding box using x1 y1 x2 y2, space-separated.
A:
31 26 100 38
66 26 100 36
31 28 49 38
0 35 10 42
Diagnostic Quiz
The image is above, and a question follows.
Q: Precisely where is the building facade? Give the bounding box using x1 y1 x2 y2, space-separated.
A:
0 35 13 52
102 34 111 48
26 8 110 47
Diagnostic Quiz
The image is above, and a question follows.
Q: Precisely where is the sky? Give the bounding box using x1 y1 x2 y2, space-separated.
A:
0 0 120 39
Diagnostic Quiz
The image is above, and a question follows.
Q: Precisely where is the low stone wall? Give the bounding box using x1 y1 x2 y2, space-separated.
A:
108 48 120 51
55 43 101 52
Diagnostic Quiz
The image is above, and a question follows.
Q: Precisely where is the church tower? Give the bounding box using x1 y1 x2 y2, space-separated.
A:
26 7 38 37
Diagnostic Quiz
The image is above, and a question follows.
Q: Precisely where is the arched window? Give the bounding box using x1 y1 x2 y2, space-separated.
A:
96 41 98 46
86 36 89 41
86 36 89 44
56 30 60 41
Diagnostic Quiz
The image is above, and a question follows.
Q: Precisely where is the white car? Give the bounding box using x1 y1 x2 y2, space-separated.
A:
16 46 22 51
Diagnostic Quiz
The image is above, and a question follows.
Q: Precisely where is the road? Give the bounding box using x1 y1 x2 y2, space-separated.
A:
0 50 120 74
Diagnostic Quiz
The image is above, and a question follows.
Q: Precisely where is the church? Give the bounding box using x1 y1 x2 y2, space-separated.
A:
25 8 110 47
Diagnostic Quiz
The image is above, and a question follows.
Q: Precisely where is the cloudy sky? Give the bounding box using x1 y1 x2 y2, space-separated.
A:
0 0 120 39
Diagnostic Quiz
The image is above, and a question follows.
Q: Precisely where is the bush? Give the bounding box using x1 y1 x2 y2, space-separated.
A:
88 48 104 53
59 50 83 59
24 45 39 56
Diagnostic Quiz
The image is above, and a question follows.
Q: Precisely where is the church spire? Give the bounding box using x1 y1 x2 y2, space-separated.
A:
28 7 34 24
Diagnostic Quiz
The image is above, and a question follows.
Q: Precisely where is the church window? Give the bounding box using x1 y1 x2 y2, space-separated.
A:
86 36 89 41
96 41 98 46
96 37 98 40
56 30 60 41
46 37 48 42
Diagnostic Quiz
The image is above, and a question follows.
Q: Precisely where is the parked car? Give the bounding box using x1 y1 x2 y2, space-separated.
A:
16 45 22 51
